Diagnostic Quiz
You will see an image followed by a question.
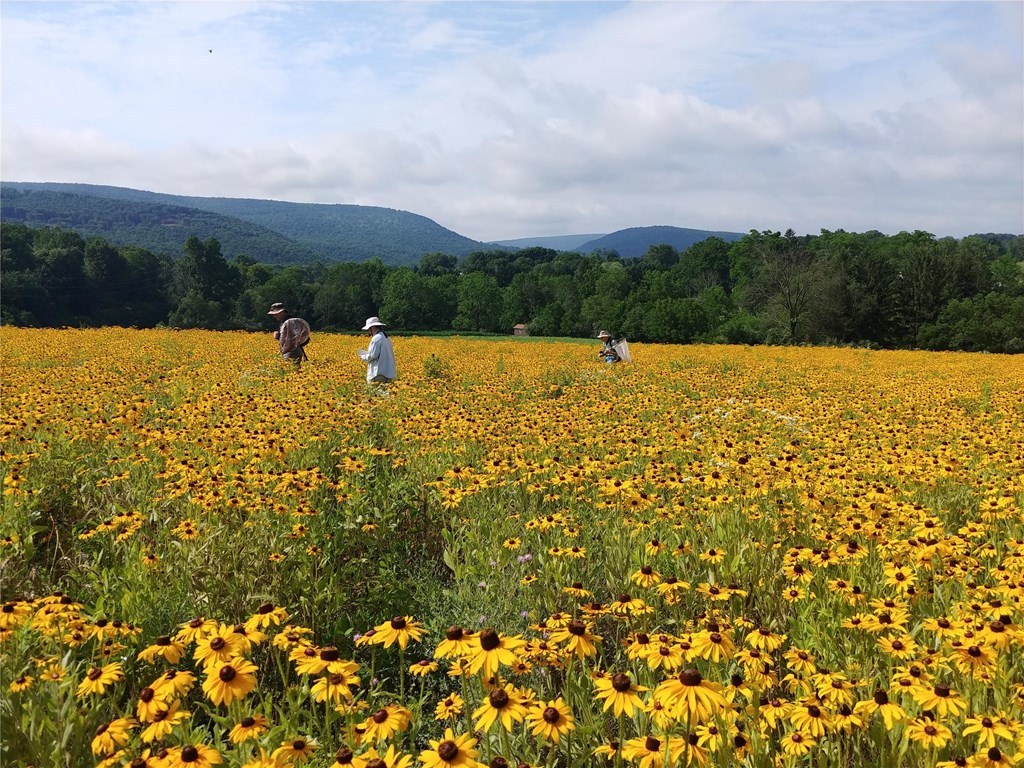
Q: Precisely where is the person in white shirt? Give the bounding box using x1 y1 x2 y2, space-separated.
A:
357 316 396 383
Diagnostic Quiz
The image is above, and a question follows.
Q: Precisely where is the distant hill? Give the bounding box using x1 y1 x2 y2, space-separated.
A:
490 233 606 250
577 226 745 257
1 182 496 265
0 187 318 264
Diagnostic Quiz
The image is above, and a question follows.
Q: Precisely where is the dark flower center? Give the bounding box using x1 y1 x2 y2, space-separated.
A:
258 603 274 614
446 626 464 641
645 736 660 751
873 690 889 705
219 665 237 682
210 638 226 651
390 616 407 629
934 684 950 697
680 668 702 686
989 748 1003 761
335 748 354 764
181 746 199 762
156 635 171 646
320 647 340 661
87 667 102 680
95 722 109 736
542 707 561 724
568 620 586 636
612 673 632 692
241 717 256 728
372 709 389 724
480 629 500 651
438 741 459 761
140 687 155 702
489 689 510 708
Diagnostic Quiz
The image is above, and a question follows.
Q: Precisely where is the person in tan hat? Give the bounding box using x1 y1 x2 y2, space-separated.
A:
357 316 396 383
268 303 311 366
596 330 620 363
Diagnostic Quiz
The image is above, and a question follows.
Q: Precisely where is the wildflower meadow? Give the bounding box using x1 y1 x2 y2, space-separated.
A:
2 327 1022 768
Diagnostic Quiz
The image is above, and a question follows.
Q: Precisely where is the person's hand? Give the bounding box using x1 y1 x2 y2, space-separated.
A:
273 331 280 340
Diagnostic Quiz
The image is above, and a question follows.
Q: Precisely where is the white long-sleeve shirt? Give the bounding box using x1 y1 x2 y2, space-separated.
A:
359 332 396 382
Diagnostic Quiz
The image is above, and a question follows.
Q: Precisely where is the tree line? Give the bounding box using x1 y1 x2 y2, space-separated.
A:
2 222 1021 353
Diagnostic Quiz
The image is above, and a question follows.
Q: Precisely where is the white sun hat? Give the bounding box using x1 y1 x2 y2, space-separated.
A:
361 316 387 331
597 330 611 339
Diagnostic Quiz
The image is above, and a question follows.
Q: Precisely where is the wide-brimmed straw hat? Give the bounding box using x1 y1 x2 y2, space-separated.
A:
597 330 611 339
268 302 287 315
362 316 387 331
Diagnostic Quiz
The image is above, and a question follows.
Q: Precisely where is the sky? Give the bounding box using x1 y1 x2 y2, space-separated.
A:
2 1 1022 241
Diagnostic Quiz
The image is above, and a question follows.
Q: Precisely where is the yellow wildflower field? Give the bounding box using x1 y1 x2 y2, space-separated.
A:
1 327 1023 768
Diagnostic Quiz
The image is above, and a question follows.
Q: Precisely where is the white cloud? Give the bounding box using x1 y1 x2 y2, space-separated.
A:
2 1 1021 241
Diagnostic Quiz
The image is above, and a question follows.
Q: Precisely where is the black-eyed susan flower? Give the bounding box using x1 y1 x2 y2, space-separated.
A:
164 743 222 767
359 744 413 768
329 746 367 768
467 628 524 679
779 730 815 757
193 624 246 668
961 714 1015 748
140 700 190 743
419 728 479 768
699 547 726 564
245 602 289 632
359 705 412 744
905 717 953 749
548 619 600 659
621 735 685 768
435 693 464 720
150 668 196 698
409 660 438 677
76 661 123 698
472 685 528 732
654 668 727 723
91 716 137 755
912 683 967 718
790 700 833 738
434 626 475 660
970 746 1018 767
138 635 187 664
229 714 271 744
271 738 317 763
202 657 258 707
135 686 172 722
526 698 575 744
311 669 361 703
854 689 906 729
370 616 425 650
9 674 32 692
593 672 647 718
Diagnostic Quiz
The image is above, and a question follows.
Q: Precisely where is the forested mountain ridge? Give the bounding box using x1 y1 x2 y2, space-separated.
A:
0 188 318 264
578 226 744 257
1 182 492 265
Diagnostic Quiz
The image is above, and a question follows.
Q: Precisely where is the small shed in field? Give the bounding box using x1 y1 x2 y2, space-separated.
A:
512 324 529 337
